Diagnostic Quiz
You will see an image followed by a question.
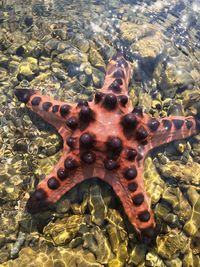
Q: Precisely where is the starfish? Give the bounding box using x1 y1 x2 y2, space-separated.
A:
15 53 197 239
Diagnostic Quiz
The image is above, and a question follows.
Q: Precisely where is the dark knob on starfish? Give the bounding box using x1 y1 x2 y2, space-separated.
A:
60 104 71 117
124 166 137 180
67 137 76 148
103 94 117 110
81 151 96 164
79 106 93 122
135 126 148 140
128 182 138 192
57 168 68 180
126 148 137 161
15 89 34 103
107 137 122 154
118 95 128 107
52 105 59 113
121 113 137 130
148 118 160 131
31 96 41 106
132 193 144 206
104 159 119 170
64 157 78 169
47 177 60 190
66 116 78 129
113 69 125 79
80 133 94 149
132 106 143 116
138 210 151 222
42 102 52 112
94 92 104 104
186 120 193 129
108 80 121 93
77 99 88 107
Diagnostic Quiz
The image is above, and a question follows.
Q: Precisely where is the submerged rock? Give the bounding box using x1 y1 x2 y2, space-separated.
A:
156 230 189 259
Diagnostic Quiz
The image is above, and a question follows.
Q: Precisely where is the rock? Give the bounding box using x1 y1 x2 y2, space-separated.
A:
145 251 166 267
128 244 146 265
58 50 87 65
156 230 189 259
43 215 84 245
88 184 107 226
72 34 90 53
89 47 106 71
44 38 60 54
144 157 165 205
16 57 38 81
184 187 200 237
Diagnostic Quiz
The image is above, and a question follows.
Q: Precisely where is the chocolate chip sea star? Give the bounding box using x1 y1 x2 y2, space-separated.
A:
15 53 198 239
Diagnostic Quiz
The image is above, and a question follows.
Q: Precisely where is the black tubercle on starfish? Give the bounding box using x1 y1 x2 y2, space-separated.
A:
132 106 143 117
172 119 184 129
121 113 137 130
81 151 96 164
57 168 68 180
103 93 117 110
42 102 52 112
107 137 122 154
148 118 160 131
128 182 138 192
66 116 78 129
79 106 93 122
64 157 78 169
108 80 122 93
60 104 71 117
67 137 76 148
162 119 172 130
124 166 137 180
52 105 59 113
26 188 49 214
80 133 94 149
126 148 137 161
77 99 88 107
31 96 41 106
104 159 119 170
185 120 193 129
111 52 123 60
47 177 60 190
94 92 104 104
118 95 128 107
117 57 128 68
15 89 34 103
132 193 144 205
113 69 125 79
138 210 151 222
136 126 148 140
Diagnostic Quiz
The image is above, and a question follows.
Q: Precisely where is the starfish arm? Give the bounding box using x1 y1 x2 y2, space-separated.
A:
26 151 82 213
26 151 110 214
99 53 133 113
14 88 75 133
144 115 197 150
103 164 155 239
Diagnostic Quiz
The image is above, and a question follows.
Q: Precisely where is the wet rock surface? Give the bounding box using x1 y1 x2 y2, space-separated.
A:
0 0 200 266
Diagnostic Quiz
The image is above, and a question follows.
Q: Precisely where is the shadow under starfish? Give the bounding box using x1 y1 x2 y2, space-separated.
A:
15 52 198 241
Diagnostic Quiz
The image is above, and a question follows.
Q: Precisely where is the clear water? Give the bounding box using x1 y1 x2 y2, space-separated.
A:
0 0 200 266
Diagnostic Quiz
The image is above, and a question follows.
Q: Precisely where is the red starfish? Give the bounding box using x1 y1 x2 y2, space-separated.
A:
15 53 197 239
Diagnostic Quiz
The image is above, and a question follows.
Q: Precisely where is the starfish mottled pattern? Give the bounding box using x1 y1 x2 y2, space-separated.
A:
15 53 198 239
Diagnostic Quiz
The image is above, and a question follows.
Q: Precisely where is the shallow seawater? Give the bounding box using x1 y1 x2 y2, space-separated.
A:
0 0 200 266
